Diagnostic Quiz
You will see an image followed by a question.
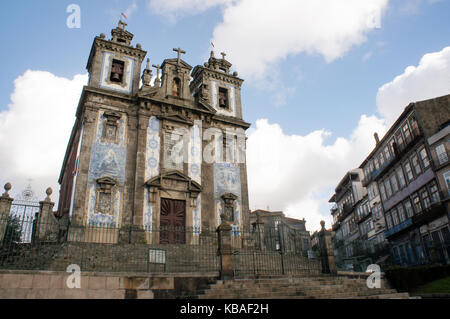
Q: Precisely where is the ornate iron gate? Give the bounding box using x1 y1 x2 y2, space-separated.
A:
231 223 321 277
8 185 40 243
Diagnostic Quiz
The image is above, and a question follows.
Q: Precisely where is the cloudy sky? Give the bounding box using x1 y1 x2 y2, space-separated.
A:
0 0 449 231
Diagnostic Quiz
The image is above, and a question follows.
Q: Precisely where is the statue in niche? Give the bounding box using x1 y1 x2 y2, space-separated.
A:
172 78 181 96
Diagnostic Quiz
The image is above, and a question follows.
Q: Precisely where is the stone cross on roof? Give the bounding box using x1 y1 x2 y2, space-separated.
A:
152 63 161 79
118 20 127 30
173 47 186 64
220 52 226 60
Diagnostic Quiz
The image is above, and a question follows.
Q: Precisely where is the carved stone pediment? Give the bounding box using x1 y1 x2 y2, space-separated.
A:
158 113 194 126
139 86 161 98
221 192 238 205
145 170 202 197
163 58 193 70
96 177 117 188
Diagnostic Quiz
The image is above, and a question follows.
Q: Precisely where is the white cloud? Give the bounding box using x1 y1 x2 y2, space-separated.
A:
125 1 138 19
247 46 450 231
0 70 87 205
148 0 388 80
246 115 387 231
376 46 450 125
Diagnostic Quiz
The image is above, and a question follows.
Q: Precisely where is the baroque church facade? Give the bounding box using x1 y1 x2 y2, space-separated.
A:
57 21 250 241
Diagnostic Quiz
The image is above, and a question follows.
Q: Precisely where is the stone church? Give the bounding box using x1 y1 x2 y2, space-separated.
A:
57 21 251 242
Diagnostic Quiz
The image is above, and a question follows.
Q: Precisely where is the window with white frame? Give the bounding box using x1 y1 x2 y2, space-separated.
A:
411 153 422 176
404 199 414 218
390 174 399 194
421 188 431 209
396 167 406 189
397 204 406 223
436 144 448 165
429 182 440 204
404 161 414 182
379 182 387 201
384 179 392 198
402 122 411 142
386 213 393 229
444 171 450 195
164 131 185 170
419 147 430 169
391 208 399 226
412 193 422 214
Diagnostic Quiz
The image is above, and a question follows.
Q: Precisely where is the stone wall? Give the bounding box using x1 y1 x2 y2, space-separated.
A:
0 270 217 299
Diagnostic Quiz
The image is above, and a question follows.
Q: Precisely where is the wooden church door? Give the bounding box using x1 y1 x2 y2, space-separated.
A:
160 198 186 244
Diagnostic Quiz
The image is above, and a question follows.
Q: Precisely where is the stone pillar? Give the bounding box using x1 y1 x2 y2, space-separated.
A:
217 213 234 280
0 183 14 244
36 188 57 242
254 212 265 251
318 220 337 275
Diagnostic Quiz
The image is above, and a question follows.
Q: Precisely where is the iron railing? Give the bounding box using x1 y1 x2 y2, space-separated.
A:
0 214 324 277
0 214 219 274
230 224 321 278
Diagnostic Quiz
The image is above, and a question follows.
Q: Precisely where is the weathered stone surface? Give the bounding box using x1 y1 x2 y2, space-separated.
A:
57 22 251 240
88 276 106 290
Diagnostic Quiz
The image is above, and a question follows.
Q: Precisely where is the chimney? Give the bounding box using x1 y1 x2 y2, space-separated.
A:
374 132 380 145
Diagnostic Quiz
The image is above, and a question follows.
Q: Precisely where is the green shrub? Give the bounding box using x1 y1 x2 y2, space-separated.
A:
385 264 450 292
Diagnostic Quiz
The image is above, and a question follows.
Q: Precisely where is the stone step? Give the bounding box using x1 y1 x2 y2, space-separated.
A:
305 289 399 298
197 290 405 299
198 285 399 299
192 275 407 300
210 281 374 291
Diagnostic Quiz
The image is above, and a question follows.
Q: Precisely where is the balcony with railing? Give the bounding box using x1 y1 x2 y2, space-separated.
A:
362 173 373 187
412 202 447 227
369 127 423 183
337 203 354 224
384 218 413 238
355 209 372 224
384 202 447 238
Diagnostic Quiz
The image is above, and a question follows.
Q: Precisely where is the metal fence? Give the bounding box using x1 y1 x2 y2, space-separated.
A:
231 224 321 278
0 214 219 274
0 213 322 277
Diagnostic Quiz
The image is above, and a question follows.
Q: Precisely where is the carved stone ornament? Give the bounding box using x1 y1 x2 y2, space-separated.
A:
145 171 202 207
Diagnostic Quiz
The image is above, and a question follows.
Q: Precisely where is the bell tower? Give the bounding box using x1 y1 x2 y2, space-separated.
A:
159 47 193 100
191 51 244 120
85 20 146 95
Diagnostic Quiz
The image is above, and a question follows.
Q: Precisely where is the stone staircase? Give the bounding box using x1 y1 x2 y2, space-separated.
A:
189 275 416 299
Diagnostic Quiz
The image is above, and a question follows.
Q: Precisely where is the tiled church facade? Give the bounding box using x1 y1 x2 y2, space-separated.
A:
57 21 251 240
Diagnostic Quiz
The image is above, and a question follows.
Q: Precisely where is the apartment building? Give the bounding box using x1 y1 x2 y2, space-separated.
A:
329 169 367 270
358 95 450 266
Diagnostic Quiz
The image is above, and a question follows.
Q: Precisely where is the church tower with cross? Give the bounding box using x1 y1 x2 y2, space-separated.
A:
58 21 250 243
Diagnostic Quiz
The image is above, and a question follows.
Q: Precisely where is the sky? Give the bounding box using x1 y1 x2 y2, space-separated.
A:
0 0 449 231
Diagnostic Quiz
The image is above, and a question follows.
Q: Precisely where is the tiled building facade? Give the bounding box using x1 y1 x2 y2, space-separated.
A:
57 22 251 243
